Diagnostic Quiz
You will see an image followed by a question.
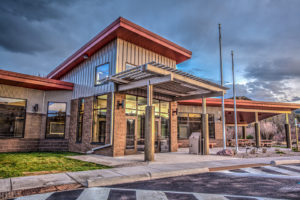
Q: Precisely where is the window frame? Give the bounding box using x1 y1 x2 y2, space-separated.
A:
76 98 84 143
0 96 27 139
91 95 108 145
94 63 110 86
45 101 67 139
208 114 216 139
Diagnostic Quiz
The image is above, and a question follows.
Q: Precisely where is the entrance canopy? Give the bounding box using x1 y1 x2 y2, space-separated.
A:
109 62 227 100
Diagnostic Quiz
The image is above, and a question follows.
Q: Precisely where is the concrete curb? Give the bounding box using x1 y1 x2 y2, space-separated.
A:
271 160 300 166
87 167 209 188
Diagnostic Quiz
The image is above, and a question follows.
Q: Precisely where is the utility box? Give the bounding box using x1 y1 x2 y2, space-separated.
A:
189 132 203 154
160 139 169 153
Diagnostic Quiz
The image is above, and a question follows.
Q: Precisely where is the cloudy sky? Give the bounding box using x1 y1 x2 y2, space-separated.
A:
0 0 300 102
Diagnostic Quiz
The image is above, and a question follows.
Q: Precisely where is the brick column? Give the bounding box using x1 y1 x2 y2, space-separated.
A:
113 93 126 157
170 101 178 152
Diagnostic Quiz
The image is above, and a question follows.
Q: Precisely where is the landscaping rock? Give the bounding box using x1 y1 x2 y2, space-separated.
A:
216 149 234 156
250 148 257 154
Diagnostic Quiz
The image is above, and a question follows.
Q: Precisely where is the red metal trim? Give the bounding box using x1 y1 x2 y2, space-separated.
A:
47 17 192 79
178 98 300 111
0 69 73 90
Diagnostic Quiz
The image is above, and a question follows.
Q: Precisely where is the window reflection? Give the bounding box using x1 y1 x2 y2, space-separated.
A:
0 97 26 138
46 102 66 138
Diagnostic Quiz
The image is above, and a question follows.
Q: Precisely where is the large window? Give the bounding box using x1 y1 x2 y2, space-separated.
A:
76 98 84 143
160 101 170 139
46 102 66 139
0 97 26 138
92 95 107 143
95 63 109 85
208 114 215 139
178 113 201 139
125 95 170 140
177 113 215 139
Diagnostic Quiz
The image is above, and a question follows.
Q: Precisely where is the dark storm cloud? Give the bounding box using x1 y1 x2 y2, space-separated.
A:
0 0 300 102
0 0 71 53
245 58 300 82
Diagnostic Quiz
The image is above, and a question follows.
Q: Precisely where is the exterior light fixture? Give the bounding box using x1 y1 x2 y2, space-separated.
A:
117 100 124 109
83 54 89 59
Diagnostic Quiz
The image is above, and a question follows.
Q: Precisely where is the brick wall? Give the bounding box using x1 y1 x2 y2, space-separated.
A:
24 113 43 139
0 139 39 152
112 93 126 156
170 101 178 152
39 139 69 152
68 95 113 156
0 112 69 153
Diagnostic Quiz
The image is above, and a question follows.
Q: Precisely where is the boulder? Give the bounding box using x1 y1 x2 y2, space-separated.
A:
216 149 234 156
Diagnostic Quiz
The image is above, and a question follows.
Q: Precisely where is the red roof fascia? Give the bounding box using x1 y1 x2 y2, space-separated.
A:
178 98 300 111
0 69 73 90
47 17 192 79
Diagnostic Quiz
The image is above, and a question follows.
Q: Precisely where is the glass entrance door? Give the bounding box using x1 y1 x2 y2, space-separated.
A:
155 119 160 152
126 117 137 154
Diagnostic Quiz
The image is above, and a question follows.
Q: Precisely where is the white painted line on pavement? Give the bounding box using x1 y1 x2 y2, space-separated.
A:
15 192 53 200
76 187 110 200
242 167 269 175
194 193 229 200
281 165 300 171
263 166 300 176
136 190 168 200
220 170 233 173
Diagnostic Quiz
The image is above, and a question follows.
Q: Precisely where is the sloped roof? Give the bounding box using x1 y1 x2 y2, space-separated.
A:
48 17 192 79
0 69 73 90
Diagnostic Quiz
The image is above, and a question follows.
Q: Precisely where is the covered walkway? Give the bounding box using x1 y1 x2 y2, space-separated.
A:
179 98 300 148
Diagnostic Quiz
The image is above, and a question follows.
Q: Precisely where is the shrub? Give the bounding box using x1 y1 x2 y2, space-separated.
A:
246 135 254 139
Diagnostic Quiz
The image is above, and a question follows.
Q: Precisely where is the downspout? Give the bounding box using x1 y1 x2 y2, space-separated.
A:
87 90 115 154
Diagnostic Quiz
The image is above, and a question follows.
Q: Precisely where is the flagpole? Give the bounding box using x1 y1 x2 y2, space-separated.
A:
231 50 238 152
219 24 226 149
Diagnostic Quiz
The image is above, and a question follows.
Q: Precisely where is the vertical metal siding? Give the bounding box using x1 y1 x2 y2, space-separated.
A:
60 38 176 99
60 40 117 99
116 38 176 73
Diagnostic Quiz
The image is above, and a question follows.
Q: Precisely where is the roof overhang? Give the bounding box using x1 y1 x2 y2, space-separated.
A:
47 17 192 80
109 62 227 100
0 69 74 90
178 98 300 124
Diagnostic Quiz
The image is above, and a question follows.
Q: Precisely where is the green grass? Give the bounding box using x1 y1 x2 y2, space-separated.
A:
0 152 110 178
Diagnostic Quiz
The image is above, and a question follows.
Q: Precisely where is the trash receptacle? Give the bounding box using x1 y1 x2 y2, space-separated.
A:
189 132 202 154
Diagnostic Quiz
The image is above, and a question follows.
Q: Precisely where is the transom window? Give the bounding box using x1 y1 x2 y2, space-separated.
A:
0 97 26 138
95 63 109 85
46 102 66 138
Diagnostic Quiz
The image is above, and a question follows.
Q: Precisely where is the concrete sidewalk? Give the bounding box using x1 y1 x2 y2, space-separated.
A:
0 156 300 196
1 155 300 199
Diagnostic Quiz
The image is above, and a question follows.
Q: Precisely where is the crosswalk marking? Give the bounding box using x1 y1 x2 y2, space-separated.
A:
194 193 229 200
263 166 300 176
76 187 110 200
12 187 286 200
136 190 168 200
242 167 269 175
281 164 300 171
